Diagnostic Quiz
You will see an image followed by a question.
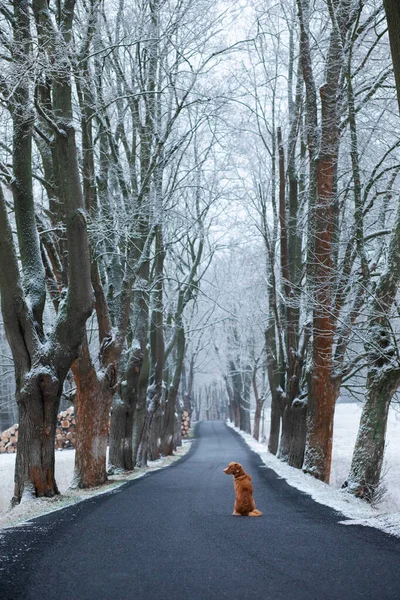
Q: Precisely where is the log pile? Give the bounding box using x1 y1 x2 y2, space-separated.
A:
0 424 18 454
181 410 190 438
55 406 76 450
0 406 77 454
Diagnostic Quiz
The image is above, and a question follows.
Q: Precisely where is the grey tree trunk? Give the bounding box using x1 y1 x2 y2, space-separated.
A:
229 359 251 434
384 0 400 114
0 0 92 504
160 326 185 456
346 368 400 500
108 348 142 472
346 220 400 498
343 1 400 500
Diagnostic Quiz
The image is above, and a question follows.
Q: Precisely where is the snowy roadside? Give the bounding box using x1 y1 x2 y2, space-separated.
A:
0 439 193 532
227 414 400 539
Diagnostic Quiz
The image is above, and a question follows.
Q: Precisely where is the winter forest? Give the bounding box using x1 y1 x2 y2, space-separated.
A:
0 0 400 511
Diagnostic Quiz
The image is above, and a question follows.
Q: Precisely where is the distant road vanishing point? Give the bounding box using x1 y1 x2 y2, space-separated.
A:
1 421 400 599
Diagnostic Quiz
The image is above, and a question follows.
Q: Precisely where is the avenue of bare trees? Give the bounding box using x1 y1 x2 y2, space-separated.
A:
0 0 399 506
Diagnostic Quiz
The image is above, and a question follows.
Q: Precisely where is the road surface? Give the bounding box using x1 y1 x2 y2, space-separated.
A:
1 421 400 599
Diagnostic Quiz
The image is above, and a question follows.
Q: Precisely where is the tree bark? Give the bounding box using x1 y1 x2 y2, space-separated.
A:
0 0 93 504
346 190 400 498
384 0 400 114
71 335 116 488
252 366 265 442
346 368 400 500
160 326 185 456
303 152 337 482
302 1 349 482
12 0 46 332
229 358 251 434
108 347 142 472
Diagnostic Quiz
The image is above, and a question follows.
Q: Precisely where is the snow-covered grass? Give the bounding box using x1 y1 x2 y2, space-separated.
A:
0 440 193 531
229 403 400 538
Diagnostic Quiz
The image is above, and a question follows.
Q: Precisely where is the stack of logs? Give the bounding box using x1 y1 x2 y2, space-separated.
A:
0 406 76 454
0 424 18 454
55 406 76 450
181 410 191 438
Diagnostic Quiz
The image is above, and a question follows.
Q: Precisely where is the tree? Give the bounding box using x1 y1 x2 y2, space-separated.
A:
384 0 400 112
343 0 400 500
0 0 92 503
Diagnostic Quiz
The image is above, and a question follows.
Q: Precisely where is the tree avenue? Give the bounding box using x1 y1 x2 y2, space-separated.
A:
0 0 399 507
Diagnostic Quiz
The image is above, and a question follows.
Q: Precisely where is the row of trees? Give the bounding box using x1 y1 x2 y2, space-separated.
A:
1 0 400 507
0 0 230 503
211 0 400 502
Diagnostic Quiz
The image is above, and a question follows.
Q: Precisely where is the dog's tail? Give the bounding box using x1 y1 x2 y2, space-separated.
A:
248 509 262 517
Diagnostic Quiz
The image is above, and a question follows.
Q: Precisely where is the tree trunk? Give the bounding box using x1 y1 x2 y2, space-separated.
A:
14 369 61 502
346 368 400 500
264 230 285 453
303 154 336 482
287 403 307 469
343 0 400 500
12 0 46 331
147 220 165 461
71 336 115 488
132 350 150 466
252 369 265 442
108 393 127 473
253 401 263 442
108 347 142 471
268 391 281 455
302 0 346 480
1 0 93 504
229 359 251 434
384 0 400 114
160 326 185 456
136 385 162 467
346 180 400 499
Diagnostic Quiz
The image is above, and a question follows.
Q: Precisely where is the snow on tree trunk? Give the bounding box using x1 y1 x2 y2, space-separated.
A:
346 367 400 500
343 0 400 500
14 369 61 501
5 0 93 503
346 199 400 499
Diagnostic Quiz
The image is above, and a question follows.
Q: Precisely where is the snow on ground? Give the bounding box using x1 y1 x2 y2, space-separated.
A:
229 403 400 538
0 440 193 531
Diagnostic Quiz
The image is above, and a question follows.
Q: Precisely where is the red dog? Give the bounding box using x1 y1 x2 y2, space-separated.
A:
223 462 262 516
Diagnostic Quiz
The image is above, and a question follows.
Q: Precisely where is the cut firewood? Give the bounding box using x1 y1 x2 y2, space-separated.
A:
0 406 77 452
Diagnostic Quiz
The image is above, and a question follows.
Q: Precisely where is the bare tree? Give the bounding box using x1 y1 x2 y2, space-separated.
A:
343 0 400 500
0 0 92 503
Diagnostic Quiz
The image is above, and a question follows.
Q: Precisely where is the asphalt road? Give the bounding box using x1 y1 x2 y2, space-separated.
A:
1 421 400 599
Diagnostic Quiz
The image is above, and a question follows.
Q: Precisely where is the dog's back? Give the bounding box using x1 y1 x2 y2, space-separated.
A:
232 468 262 517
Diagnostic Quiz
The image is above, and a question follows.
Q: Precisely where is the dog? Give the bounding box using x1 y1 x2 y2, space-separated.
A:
223 462 262 516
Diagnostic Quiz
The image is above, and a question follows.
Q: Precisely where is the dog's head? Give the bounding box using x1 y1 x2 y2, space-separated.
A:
223 462 245 476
